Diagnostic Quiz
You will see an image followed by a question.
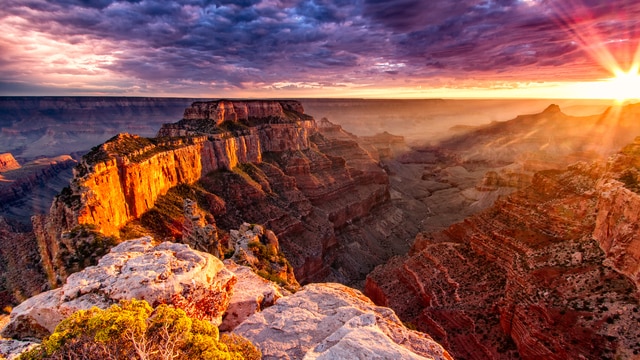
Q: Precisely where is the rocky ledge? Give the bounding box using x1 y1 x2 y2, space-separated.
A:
2 238 235 340
234 282 452 360
1 238 451 360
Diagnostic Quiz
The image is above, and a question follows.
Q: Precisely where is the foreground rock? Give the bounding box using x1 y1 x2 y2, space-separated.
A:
220 260 287 331
2 238 235 340
233 283 452 360
0 339 38 359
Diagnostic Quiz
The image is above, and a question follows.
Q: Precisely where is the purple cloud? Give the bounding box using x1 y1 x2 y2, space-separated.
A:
1 0 640 95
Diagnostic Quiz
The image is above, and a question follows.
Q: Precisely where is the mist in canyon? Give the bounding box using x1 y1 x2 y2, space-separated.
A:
2 97 640 359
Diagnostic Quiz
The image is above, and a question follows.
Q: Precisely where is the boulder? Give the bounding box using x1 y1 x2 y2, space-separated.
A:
220 260 287 331
0 339 38 359
2 237 236 340
233 283 452 360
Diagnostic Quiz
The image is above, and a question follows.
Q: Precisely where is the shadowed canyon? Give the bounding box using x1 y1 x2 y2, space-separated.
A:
1 98 640 359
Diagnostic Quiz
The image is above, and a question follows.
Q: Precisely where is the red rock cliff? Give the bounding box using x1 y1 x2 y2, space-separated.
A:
181 100 306 124
36 100 314 250
0 153 20 172
366 140 640 359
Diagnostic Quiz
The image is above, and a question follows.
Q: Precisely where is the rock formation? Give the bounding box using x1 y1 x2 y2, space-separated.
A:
35 100 413 287
233 282 453 360
2 238 236 340
366 139 640 359
179 99 307 125
182 198 221 257
0 153 19 172
220 260 287 332
0 218 48 309
0 155 76 226
49 100 315 238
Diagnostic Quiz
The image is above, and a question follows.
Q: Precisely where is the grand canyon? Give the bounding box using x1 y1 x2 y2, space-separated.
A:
0 97 638 359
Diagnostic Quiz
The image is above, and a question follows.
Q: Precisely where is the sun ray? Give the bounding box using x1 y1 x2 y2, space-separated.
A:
548 0 640 102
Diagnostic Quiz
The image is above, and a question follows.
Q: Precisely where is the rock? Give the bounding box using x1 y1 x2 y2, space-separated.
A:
35 98 416 288
220 260 287 332
0 153 20 172
2 238 236 340
0 218 48 309
366 150 640 359
0 339 38 359
182 198 221 257
179 100 307 125
265 230 279 251
229 223 300 292
233 283 452 360
0 155 76 225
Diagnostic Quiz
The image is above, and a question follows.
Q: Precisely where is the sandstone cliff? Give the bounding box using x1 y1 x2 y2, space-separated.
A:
54 100 314 238
366 139 640 359
0 153 19 172
36 100 410 288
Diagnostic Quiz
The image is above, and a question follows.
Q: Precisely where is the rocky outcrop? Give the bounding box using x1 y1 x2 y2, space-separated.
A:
0 339 38 359
233 283 452 360
228 222 299 292
0 153 19 172
221 260 287 332
2 238 236 340
367 144 640 359
36 101 412 287
44 101 314 239
180 100 307 125
592 138 640 287
182 198 221 257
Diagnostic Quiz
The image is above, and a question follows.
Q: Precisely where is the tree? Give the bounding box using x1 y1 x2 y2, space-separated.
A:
19 299 260 360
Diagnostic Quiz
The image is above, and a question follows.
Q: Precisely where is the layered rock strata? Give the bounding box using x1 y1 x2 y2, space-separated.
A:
36 101 411 287
0 153 19 172
2 238 236 340
49 100 314 239
233 283 453 360
0 156 76 226
366 140 640 359
0 218 48 308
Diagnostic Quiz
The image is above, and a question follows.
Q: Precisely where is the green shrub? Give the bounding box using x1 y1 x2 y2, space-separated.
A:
19 299 260 360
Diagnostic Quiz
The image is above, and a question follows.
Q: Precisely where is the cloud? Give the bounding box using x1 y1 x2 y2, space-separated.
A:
1 0 640 95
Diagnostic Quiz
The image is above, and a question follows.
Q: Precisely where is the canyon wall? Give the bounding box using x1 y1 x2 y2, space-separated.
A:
58 100 315 237
35 101 409 288
0 153 20 172
366 139 640 359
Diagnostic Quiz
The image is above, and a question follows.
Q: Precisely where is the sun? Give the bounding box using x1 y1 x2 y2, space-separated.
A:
606 69 640 103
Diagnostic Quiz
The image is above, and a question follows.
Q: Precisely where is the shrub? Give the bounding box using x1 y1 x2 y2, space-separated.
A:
19 299 260 360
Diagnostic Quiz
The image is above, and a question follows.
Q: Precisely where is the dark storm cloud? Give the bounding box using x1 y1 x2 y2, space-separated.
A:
3 0 640 93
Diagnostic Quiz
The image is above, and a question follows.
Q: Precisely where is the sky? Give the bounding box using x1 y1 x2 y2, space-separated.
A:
1 0 640 99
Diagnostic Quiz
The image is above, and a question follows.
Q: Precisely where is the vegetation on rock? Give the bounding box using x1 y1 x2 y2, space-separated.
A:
18 299 260 360
56 224 117 281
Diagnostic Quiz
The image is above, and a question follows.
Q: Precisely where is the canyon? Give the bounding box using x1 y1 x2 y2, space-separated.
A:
366 139 640 359
2 98 640 359
32 100 413 289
